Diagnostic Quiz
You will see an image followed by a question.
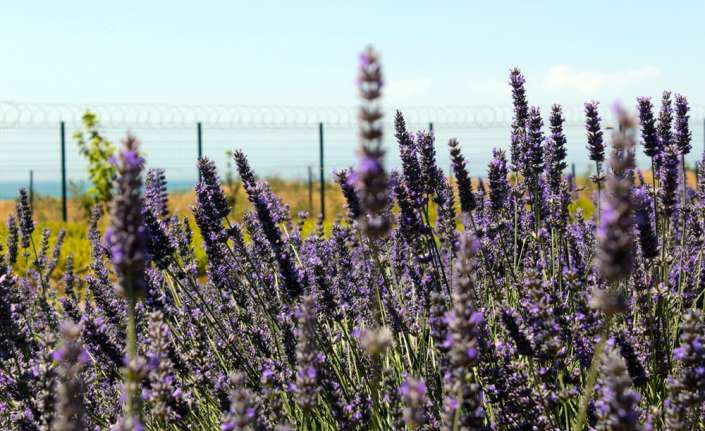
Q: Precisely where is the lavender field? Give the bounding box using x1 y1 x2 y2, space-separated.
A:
1 46 704 431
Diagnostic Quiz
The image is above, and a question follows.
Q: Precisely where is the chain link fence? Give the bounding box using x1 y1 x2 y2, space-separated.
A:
1 102 704 220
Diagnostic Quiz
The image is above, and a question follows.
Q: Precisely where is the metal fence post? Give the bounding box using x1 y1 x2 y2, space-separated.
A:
60 121 67 222
319 122 325 220
308 166 314 213
197 122 203 182
571 163 576 187
29 170 34 210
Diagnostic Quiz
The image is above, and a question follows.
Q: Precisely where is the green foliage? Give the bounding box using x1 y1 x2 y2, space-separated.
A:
224 150 241 208
73 111 116 206
68 180 97 219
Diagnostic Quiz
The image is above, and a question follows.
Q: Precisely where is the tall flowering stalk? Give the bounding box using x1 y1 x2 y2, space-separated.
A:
449 138 476 214
295 295 320 413
664 309 705 430
52 321 90 431
660 145 680 221
509 68 529 172
596 111 636 284
525 106 545 230
17 187 34 249
585 101 605 222
524 106 544 183
335 169 362 220
633 187 658 259
445 232 487 429
107 135 147 426
487 149 510 216
657 92 676 231
234 150 303 300
674 94 691 238
674 98 690 207
395 111 424 208
697 151 705 210
577 106 636 431
637 97 661 232
400 377 428 428
145 168 169 218
221 373 259 430
6 214 18 266
546 104 568 195
356 46 389 239
657 91 674 153
354 46 392 338
593 347 644 431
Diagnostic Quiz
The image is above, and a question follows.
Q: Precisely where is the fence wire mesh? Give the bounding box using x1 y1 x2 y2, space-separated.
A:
1 102 704 204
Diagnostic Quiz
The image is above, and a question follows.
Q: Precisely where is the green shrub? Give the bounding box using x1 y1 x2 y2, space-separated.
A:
73 110 116 208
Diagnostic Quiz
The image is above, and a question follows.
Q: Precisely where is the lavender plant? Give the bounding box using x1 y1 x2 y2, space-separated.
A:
0 48 703 431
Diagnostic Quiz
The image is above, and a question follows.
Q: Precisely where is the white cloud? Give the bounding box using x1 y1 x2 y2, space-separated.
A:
539 65 662 94
385 77 434 104
461 78 507 102
384 66 664 108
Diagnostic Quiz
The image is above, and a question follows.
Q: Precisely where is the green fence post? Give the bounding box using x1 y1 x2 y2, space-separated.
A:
29 170 34 209
319 122 325 220
197 122 203 182
60 121 67 222
308 165 314 213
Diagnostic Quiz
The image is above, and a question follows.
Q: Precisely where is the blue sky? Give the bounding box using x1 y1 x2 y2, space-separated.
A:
2 1 704 108
1 1 704 188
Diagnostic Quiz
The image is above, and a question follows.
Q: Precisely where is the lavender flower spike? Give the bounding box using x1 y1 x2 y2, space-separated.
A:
657 91 674 151
395 110 424 206
6 214 18 265
107 135 147 299
632 187 658 259
697 151 705 206
487 148 510 215
637 97 660 159
448 138 476 214
221 373 259 431
145 168 169 218
450 232 484 369
664 309 705 430
659 144 680 220
356 46 390 239
523 106 544 181
674 94 692 156
335 169 362 220
295 295 320 411
596 107 636 286
509 68 529 170
401 377 428 428
594 347 644 431
107 134 147 424
547 103 568 192
585 101 605 164
16 187 34 249
52 321 90 431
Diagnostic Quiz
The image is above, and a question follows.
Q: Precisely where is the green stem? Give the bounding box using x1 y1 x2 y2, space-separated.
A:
126 293 142 422
651 157 659 238
596 161 601 226
573 315 612 431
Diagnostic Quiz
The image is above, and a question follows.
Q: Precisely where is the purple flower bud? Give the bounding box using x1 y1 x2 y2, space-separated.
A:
585 101 605 163
108 135 147 299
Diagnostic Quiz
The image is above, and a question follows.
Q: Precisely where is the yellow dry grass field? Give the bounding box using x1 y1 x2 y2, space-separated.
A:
0 179 347 280
0 170 695 281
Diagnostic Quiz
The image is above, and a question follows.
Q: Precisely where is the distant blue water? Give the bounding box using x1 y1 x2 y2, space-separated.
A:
0 179 198 200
